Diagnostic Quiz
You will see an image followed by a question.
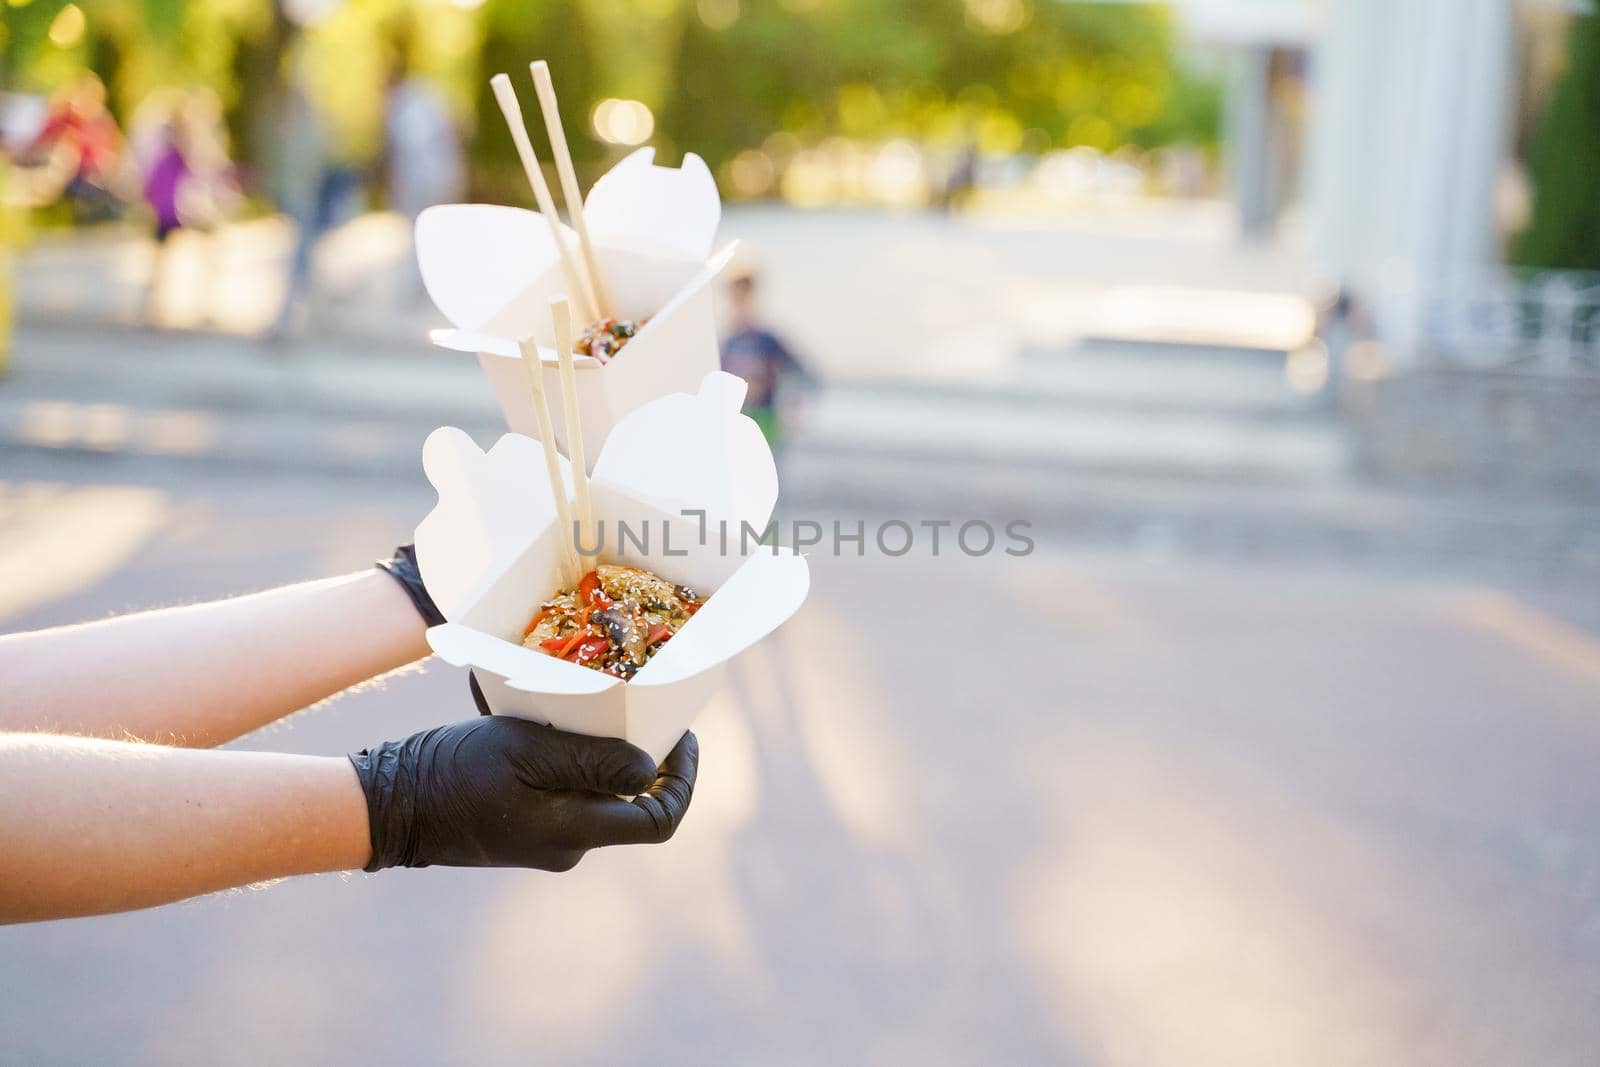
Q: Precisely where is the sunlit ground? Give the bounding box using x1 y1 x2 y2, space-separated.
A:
0 481 169 621
2 467 1597 1065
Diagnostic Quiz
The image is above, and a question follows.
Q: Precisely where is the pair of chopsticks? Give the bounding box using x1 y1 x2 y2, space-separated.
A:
491 62 615 326
496 61 610 588
519 299 594 589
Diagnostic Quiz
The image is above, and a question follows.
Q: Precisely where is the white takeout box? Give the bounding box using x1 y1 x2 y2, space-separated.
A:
417 148 737 471
415 371 810 765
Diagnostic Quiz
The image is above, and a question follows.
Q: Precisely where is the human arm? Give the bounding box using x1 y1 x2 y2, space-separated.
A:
0 567 431 747
0 732 369 923
0 720 697 924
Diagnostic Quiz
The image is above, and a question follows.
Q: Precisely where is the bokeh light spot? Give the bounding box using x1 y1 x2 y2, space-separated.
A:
727 149 777 198
1285 339 1331 395
47 3 85 47
697 0 739 29
591 98 655 146
965 0 1030 35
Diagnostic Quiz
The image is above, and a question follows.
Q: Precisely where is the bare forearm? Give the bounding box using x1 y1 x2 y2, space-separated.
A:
0 570 430 746
0 733 371 923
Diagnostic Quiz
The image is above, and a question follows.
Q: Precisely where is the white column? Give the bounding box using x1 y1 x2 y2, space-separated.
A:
1306 0 1514 362
1227 44 1275 238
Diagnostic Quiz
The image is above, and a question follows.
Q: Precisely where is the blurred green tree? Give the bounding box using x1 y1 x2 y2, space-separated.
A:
1516 13 1600 271
661 0 1216 170
3 0 1217 206
472 0 597 201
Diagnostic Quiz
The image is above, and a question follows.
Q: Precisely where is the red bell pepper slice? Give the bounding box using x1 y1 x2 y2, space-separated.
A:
577 570 610 607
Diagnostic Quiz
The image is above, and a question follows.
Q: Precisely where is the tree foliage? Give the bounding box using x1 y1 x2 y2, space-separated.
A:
3 0 1219 202
1515 14 1600 271
662 0 1213 161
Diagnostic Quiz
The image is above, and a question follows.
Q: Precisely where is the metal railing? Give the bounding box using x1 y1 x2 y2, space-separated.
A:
1419 271 1600 372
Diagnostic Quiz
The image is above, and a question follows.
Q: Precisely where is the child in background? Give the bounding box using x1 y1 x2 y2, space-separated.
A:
719 268 809 450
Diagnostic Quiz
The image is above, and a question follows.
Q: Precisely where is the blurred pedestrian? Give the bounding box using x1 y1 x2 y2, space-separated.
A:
275 152 366 334
1314 280 1373 408
172 87 243 229
271 64 332 336
384 57 464 221
135 99 190 322
938 139 979 214
720 268 810 451
383 50 464 298
130 88 241 324
23 74 128 224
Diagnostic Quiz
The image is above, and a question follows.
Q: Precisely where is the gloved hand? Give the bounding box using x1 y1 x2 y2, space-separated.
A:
348 716 697 873
375 544 445 627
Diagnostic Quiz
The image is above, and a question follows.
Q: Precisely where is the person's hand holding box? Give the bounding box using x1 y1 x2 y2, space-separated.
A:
352 717 697 872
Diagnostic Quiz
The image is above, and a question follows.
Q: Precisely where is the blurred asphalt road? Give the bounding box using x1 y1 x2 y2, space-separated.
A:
2 417 1600 1064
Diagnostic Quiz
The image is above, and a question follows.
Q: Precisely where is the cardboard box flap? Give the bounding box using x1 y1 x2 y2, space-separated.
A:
641 240 740 332
428 240 735 366
584 148 720 262
592 371 778 533
414 427 574 621
631 549 811 687
428 622 619 696
415 203 576 333
429 327 518 359
430 328 607 371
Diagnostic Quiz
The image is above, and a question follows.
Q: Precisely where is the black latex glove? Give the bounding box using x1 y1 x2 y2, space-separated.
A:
349 717 697 873
376 544 445 627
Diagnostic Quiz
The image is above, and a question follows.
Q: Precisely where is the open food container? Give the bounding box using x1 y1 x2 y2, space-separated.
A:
414 371 810 765
417 148 737 471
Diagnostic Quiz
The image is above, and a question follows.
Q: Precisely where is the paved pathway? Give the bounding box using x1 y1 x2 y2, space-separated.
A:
1 452 1598 1066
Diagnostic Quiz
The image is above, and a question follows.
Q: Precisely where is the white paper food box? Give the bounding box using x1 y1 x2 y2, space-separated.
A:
417 148 737 471
415 371 810 765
